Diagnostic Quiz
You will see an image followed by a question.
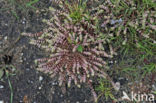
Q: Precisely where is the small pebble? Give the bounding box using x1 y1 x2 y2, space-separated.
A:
26 68 30 71
39 76 43 81
38 86 42 90
21 53 24 56
19 60 23 63
0 85 4 89
109 61 113 64
4 36 7 40
27 80 33 84
22 21 26 24
0 101 4 103
84 99 88 103
76 101 80 103
60 94 63 98
52 82 58 86
19 100 23 103
114 60 117 63
115 82 120 91
52 91 55 94
22 18 26 24
24 58 26 61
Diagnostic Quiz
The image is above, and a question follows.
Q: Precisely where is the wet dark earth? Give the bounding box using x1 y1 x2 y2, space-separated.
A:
0 0 96 103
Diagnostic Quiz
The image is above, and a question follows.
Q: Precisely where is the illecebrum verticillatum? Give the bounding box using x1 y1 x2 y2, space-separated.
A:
22 0 120 102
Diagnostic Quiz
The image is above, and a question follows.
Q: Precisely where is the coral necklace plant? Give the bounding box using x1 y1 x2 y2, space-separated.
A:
22 0 119 102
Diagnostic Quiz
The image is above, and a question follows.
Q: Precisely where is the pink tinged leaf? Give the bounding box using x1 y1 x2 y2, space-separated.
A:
66 24 70 30
72 45 79 52
72 63 76 73
94 40 104 44
63 13 72 21
92 89 98 102
93 65 99 71
68 33 74 41
99 51 112 58
54 59 61 65
51 52 63 58
88 80 97 102
58 74 63 86
84 66 89 76
38 63 47 68
50 73 57 78
72 67 76 74
73 26 77 32
52 61 61 70
42 64 51 70
97 69 108 78
76 63 80 74
59 79 63 86
67 69 70 75
74 77 78 85
60 67 64 72
48 58 56 63
82 42 89 46
90 68 95 76
68 77 72 87
124 27 127 34
54 20 61 28
93 61 102 67
82 51 92 55
82 74 86 83
96 58 106 65
79 34 82 41
83 35 88 43
53 65 60 73
65 64 67 68
80 76 82 83
91 49 100 55
75 36 79 43
82 62 88 71
82 58 88 65
88 35 95 41
109 44 114 55
71 74 75 79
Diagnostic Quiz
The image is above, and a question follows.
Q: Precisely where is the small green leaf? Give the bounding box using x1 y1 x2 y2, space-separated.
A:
67 37 72 44
77 45 83 52
26 0 39 7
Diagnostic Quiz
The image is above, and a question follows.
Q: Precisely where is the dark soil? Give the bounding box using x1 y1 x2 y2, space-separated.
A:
0 0 94 103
